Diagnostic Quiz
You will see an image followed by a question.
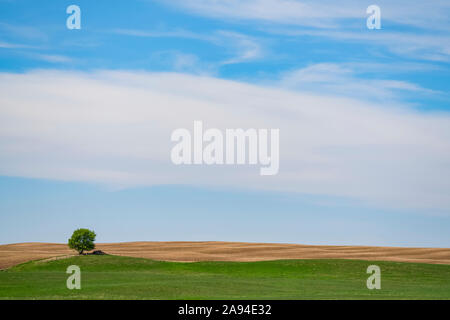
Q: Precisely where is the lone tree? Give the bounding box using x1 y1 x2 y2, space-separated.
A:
68 228 96 255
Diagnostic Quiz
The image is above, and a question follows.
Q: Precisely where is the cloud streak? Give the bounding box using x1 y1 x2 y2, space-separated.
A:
162 0 450 62
279 63 437 102
164 0 450 30
114 28 264 65
269 28 450 62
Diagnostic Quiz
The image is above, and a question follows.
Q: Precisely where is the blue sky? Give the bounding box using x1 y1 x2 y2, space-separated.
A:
0 1 449 246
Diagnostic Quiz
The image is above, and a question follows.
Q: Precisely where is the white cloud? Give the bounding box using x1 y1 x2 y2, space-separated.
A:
280 63 437 101
113 28 215 42
270 29 450 62
162 0 360 28
0 70 449 212
217 31 264 64
164 0 450 30
114 28 264 65
0 23 48 41
172 52 200 70
162 1 450 62
149 51 217 75
33 54 73 63
0 41 33 49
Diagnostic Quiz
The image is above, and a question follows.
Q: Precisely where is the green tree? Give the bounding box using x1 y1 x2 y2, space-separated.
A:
68 228 96 254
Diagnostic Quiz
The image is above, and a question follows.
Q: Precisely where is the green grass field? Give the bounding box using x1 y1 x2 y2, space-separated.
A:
0 255 449 299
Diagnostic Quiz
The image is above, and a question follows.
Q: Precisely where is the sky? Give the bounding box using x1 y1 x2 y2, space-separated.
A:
0 0 449 246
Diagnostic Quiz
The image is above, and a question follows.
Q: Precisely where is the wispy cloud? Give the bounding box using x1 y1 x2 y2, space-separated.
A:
0 41 33 49
279 63 438 102
113 28 215 42
164 0 450 31
1 70 449 211
0 22 48 41
32 54 73 63
269 28 450 62
149 50 216 75
114 28 264 65
217 31 264 64
161 0 361 28
162 1 450 62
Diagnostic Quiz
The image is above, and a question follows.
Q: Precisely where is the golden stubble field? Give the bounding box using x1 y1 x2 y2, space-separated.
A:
1 241 450 270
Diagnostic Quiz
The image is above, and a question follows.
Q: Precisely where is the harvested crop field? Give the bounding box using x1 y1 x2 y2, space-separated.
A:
1 241 449 270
